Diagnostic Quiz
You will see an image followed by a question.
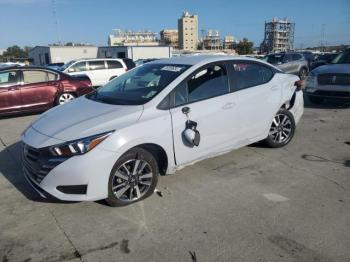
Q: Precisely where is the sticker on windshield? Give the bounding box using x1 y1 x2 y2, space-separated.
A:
161 66 184 72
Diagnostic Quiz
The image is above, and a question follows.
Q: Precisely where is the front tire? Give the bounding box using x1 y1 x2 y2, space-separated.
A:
264 109 296 148
106 147 159 207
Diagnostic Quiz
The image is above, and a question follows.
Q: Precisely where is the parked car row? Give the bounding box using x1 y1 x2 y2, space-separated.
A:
20 56 304 206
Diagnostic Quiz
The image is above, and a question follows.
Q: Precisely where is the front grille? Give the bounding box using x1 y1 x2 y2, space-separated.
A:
22 143 66 184
318 74 350 85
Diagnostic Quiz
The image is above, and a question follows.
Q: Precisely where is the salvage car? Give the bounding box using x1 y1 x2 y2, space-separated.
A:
0 66 93 116
21 56 304 206
305 48 350 104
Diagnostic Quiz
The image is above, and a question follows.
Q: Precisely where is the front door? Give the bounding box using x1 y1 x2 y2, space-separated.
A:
170 63 237 166
0 70 22 114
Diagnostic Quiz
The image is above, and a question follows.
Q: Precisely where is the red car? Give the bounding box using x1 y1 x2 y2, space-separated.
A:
0 66 93 116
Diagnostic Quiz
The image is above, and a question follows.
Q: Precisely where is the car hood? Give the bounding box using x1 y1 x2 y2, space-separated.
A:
31 96 143 142
311 64 350 75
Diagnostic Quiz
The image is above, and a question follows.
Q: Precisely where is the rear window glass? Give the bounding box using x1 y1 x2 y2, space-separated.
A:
107 60 123 69
88 61 105 70
123 59 136 69
232 63 273 90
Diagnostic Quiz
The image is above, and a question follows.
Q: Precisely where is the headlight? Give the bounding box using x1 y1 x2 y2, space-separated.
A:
306 72 317 87
50 131 114 157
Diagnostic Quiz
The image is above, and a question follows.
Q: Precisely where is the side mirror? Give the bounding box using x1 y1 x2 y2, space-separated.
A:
183 128 200 147
68 68 75 73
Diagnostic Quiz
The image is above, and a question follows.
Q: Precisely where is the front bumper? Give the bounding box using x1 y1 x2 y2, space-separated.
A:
305 84 350 99
21 128 120 201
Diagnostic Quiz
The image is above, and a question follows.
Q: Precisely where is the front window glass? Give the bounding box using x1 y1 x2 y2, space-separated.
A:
187 65 229 103
70 62 87 72
86 63 190 105
60 60 75 71
0 71 19 87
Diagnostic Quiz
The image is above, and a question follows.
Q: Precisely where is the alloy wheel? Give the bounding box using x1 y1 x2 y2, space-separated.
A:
269 114 293 143
58 93 75 105
111 159 153 202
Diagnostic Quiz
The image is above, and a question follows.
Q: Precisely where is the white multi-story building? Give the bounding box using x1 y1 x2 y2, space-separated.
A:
108 29 158 46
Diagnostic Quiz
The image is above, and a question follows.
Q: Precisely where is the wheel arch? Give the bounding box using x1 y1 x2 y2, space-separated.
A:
124 143 169 176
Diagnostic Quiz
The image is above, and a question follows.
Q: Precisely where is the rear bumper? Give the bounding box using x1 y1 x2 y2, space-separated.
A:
289 91 304 125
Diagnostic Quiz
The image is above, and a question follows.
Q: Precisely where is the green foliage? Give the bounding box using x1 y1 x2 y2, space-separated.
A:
236 38 254 55
1 45 28 59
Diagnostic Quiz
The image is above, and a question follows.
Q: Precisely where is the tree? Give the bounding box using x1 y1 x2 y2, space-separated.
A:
2 45 28 58
236 38 254 55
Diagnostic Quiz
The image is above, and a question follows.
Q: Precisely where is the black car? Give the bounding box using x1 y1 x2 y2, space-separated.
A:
310 53 339 70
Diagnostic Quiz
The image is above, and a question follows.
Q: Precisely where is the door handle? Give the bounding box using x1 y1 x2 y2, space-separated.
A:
222 102 235 110
270 86 278 91
7 87 19 91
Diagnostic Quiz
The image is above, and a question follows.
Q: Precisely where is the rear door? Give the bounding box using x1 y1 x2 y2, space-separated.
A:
106 60 126 81
0 70 22 114
169 62 237 166
20 69 59 110
280 54 293 73
227 61 281 140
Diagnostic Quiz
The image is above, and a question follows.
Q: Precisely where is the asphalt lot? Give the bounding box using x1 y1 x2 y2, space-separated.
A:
0 97 349 262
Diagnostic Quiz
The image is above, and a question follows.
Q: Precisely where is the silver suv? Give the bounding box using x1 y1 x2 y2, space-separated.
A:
305 49 350 104
265 53 309 79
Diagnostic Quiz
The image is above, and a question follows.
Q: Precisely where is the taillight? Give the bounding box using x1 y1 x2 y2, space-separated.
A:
294 80 304 91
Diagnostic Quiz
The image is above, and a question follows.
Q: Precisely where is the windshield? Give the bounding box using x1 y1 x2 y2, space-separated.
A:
86 63 190 105
59 60 76 71
265 54 284 64
331 50 350 64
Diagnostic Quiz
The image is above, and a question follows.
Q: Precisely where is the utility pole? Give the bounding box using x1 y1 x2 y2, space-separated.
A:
52 0 61 45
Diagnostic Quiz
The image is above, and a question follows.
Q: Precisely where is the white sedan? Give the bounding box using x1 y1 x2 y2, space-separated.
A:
21 56 304 206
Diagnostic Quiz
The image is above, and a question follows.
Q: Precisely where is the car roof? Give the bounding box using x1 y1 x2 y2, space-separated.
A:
149 55 282 71
151 55 265 65
0 65 62 73
72 58 123 62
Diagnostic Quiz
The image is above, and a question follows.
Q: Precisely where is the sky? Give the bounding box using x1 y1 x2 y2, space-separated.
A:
0 0 349 49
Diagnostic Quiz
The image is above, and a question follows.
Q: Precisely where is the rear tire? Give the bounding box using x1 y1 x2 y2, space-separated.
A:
56 93 76 105
105 147 159 207
308 96 324 104
264 109 296 148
